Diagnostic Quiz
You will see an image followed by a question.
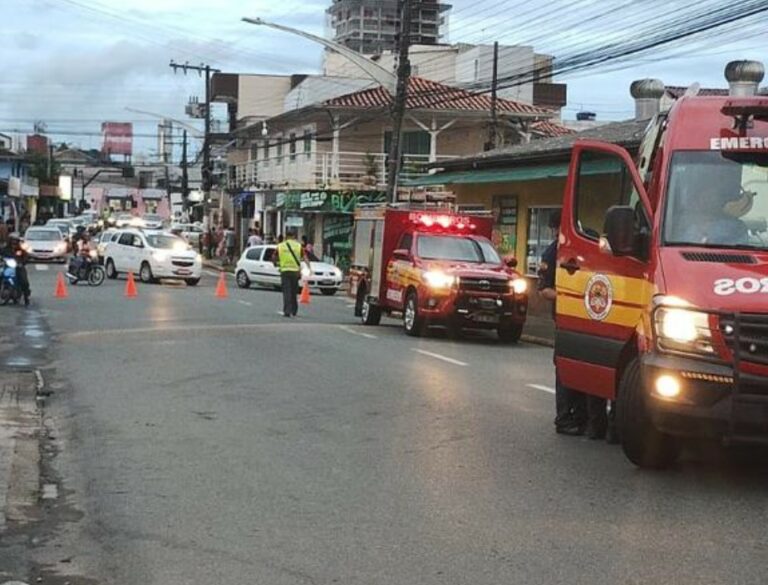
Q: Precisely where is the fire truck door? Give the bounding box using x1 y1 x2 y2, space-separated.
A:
385 232 413 309
555 142 652 399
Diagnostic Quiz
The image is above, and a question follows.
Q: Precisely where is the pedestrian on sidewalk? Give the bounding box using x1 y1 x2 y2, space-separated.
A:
225 227 236 264
247 229 263 248
276 229 303 318
538 211 587 436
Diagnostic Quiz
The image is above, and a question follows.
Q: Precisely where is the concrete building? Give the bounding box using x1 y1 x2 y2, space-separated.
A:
327 0 452 54
226 76 566 268
324 43 567 112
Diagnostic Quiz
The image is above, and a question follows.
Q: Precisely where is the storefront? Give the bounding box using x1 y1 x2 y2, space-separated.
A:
274 189 387 267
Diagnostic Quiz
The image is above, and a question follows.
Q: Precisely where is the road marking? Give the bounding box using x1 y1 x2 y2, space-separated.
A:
527 384 556 394
345 304 357 309
338 325 377 340
413 349 468 367
204 269 235 278
237 300 252 307
34 264 49 271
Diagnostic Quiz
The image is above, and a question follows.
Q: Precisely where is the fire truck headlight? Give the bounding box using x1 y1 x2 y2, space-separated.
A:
654 305 714 356
424 270 455 288
510 278 528 295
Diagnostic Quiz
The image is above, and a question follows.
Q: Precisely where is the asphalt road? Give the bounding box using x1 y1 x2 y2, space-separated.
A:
5 263 768 584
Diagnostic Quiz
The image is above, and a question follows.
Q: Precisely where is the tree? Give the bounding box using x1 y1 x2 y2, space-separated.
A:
26 152 61 186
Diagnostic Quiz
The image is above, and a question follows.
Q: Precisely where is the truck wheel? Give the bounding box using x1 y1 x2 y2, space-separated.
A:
361 296 382 326
617 358 679 469
404 291 424 337
498 322 523 344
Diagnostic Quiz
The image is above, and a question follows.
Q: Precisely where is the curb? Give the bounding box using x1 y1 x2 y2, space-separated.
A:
521 334 554 348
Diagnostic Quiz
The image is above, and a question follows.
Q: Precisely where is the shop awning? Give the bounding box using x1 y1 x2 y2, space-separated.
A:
403 159 621 187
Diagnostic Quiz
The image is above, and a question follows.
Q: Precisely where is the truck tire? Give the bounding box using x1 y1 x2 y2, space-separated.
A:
498 322 523 344
617 358 679 469
361 295 382 326
404 290 424 337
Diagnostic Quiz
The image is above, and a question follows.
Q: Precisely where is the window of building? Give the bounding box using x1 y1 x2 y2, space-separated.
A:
303 130 312 159
575 151 640 241
526 207 561 276
263 141 269 167
383 130 431 156
276 137 283 161
289 133 297 162
251 142 259 160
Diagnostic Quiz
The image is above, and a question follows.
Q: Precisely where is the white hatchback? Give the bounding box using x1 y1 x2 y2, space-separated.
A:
104 229 202 285
235 245 343 295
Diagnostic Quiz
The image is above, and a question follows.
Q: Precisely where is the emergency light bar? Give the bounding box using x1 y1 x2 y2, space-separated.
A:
408 212 477 231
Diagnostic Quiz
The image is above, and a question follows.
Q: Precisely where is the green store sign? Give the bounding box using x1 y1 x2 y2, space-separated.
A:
276 190 387 213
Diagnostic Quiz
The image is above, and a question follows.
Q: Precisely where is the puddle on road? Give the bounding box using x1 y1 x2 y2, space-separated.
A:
24 328 45 338
5 356 32 367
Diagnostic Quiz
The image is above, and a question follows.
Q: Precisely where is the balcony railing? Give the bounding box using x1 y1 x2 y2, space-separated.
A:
232 151 455 191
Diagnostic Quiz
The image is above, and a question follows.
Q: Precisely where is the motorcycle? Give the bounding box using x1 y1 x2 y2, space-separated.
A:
0 257 23 305
67 251 106 286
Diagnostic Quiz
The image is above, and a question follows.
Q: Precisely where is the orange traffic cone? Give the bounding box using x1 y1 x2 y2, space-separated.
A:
299 281 311 305
54 272 68 299
125 272 138 298
215 272 228 299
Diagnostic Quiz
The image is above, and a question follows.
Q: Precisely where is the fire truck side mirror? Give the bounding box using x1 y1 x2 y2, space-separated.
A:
504 256 518 269
392 249 411 261
604 206 637 256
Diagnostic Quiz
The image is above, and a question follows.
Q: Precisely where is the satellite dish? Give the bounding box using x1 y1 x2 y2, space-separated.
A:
684 83 701 97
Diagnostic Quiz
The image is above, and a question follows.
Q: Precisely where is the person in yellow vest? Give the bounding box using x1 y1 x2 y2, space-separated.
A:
276 229 304 317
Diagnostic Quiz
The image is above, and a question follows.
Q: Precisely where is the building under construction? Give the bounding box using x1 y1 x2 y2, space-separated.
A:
327 0 452 54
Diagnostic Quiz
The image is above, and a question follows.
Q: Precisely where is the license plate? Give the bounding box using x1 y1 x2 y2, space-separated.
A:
321 280 334 285
176 269 191 275
475 314 500 324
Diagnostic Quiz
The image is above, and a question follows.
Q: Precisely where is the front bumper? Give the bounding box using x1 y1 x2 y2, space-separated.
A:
418 291 528 329
29 249 67 261
302 276 343 289
642 352 768 442
153 260 202 279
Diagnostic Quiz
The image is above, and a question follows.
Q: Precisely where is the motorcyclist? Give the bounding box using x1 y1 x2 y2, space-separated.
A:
69 233 93 280
0 233 31 306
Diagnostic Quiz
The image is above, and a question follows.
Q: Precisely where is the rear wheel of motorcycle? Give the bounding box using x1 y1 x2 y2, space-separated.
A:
89 266 106 286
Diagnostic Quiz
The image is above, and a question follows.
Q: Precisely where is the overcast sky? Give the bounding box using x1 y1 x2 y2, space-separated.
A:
2 0 765 156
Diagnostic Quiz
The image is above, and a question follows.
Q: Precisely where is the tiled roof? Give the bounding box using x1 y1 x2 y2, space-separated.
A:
324 76 552 116
530 120 575 138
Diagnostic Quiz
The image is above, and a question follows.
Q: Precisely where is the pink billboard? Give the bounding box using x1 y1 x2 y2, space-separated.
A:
101 122 133 156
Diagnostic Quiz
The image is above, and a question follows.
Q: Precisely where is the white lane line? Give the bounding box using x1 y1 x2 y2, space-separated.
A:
204 269 235 278
35 264 50 271
413 349 468 367
527 384 556 394
237 300 252 307
338 325 377 340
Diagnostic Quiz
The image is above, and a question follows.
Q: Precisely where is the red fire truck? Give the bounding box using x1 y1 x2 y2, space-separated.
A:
556 63 768 468
349 206 529 341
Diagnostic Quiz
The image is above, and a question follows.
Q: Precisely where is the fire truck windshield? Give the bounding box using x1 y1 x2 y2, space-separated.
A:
417 235 501 264
664 150 768 250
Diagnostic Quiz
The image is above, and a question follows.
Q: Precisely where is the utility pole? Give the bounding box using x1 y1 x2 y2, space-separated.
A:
181 130 189 212
169 61 220 221
487 41 500 151
386 0 412 203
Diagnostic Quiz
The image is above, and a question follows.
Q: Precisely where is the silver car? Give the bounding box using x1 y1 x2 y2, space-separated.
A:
24 227 69 263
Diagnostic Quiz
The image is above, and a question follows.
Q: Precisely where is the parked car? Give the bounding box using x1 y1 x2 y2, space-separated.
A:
22 227 68 263
171 223 204 246
235 244 343 295
114 213 140 228
103 229 202 285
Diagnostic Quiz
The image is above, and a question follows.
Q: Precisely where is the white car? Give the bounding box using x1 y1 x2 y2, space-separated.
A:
142 214 165 230
114 213 142 228
235 244 343 295
23 227 69 263
95 229 120 262
104 229 202 285
171 223 204 245
46 218 76 237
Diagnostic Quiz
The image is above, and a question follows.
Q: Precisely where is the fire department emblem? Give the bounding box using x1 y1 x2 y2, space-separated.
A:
584 274 613 321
